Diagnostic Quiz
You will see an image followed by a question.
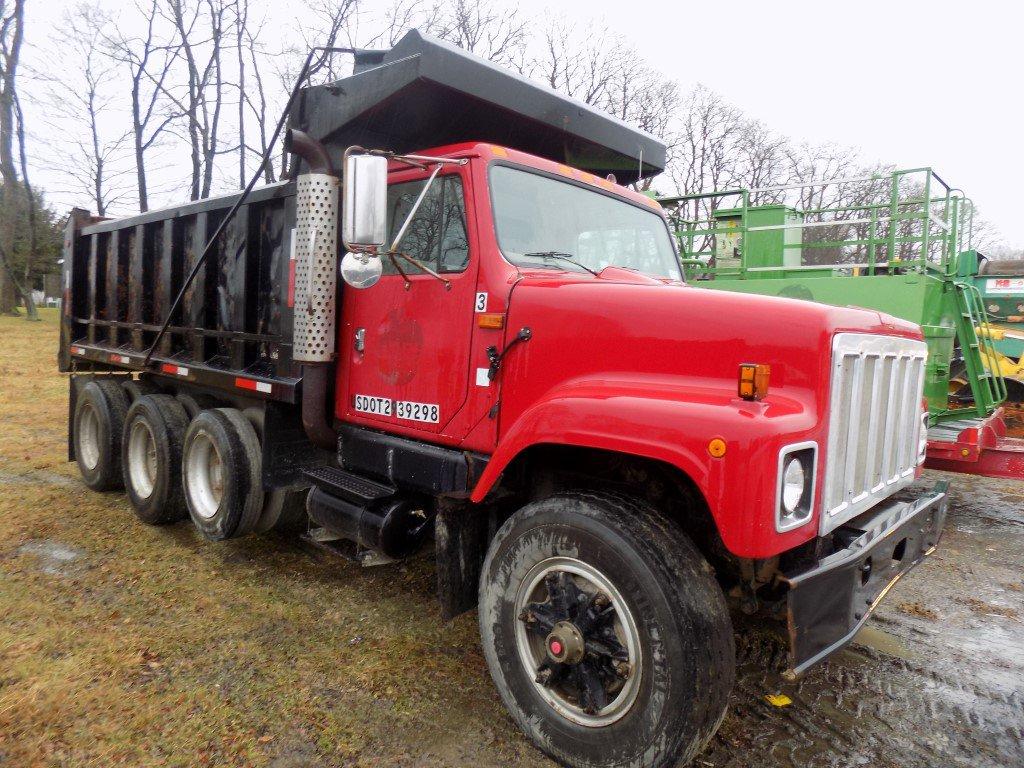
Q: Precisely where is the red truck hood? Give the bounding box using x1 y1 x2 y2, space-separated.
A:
501 271 922 413
509 269 921 343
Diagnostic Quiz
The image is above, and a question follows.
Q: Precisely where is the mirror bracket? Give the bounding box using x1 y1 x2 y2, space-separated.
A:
342 145 467 290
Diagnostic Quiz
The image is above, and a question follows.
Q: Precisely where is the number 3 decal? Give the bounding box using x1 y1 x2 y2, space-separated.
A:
475 292 487 312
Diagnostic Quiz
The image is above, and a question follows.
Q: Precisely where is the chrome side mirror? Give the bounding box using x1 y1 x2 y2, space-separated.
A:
342 151 387 250
340 251 383 289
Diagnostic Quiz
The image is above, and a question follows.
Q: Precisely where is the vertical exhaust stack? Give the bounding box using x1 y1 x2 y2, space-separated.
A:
288 129 341 450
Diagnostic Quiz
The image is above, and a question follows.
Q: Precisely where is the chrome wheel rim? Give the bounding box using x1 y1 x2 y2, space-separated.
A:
127 419 158 499
77 402 101 470
514 556 643 727
185 431 223 519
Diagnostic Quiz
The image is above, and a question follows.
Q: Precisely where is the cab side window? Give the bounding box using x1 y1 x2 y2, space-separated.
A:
384 176 469 275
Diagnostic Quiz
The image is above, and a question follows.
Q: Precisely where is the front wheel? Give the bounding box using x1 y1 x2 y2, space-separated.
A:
479 492 734 768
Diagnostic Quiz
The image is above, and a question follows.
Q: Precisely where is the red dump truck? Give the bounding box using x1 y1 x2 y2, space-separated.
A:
58 30 947 768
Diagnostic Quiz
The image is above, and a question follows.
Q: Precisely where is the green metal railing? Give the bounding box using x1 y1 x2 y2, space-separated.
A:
660 168 971 280
658 168 1006 423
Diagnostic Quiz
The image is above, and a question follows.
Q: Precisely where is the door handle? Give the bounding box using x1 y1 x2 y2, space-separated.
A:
355 328 365 352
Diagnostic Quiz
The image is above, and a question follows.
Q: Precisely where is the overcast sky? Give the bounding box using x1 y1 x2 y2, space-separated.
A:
530 0 1022 249
23 0 1024 249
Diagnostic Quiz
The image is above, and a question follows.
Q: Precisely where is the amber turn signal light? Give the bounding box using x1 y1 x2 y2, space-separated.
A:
738 363 770 401
707 438 727 458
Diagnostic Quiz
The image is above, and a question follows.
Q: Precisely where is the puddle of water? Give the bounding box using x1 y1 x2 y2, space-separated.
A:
17 540 83 575
852 624 921 662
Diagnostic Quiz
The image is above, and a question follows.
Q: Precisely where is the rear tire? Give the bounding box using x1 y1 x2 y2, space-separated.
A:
240 407 308 534
73 379 129 491
182 408 265 540
122 394 189 525
479 491 734 768
123 377 160 403
176 392 222 419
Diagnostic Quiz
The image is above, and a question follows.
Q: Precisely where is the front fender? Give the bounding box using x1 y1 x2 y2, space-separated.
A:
471 376 825 558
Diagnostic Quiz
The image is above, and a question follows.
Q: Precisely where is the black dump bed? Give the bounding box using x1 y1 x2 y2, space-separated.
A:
58 29 666 399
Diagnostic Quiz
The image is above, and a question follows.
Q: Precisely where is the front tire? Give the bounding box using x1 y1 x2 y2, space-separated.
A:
479 492 734 768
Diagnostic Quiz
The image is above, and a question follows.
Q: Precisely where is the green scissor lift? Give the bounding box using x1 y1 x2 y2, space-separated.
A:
659 168 1023 479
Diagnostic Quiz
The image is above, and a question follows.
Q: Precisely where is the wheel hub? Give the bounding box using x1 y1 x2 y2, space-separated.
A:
514 558 642 726
546 621 585 664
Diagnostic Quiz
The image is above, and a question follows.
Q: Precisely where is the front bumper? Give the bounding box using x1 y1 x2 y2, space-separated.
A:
781 481 948 676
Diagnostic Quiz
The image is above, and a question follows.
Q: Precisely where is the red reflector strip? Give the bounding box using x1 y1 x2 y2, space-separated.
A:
109 354 132 365
161 364 190 377
235 377 272 394
70 346 85 356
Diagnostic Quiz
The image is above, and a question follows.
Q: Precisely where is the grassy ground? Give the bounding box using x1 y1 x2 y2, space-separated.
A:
0 309 549 767
3 311 1023 768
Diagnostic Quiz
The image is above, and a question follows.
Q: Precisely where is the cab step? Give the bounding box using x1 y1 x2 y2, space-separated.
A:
303 466 395 504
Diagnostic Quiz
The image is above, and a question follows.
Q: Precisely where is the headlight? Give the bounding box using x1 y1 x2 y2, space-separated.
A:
776 443 817 532
782 458 806 513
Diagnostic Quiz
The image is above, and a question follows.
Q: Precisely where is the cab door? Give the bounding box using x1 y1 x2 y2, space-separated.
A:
336 166 479 441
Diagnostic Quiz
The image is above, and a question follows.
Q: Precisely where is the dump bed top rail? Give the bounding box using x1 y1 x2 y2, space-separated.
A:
294 29 666 184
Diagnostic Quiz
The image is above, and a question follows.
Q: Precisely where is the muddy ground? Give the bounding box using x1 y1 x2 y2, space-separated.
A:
1 311 1022 767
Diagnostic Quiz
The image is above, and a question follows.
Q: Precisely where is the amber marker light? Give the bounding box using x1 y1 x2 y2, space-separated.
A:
738 363 771 401
477 313 505 329
708 438 727 458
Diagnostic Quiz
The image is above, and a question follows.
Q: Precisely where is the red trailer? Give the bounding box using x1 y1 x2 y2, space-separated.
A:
59 30 948 768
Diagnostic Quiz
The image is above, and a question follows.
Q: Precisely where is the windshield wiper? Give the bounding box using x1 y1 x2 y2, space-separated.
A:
522 251 599 276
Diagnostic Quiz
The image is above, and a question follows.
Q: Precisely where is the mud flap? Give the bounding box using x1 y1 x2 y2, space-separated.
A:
435 501 493 621
782 482 949 676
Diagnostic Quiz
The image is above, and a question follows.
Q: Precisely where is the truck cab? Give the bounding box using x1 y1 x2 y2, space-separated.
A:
59 30 947 768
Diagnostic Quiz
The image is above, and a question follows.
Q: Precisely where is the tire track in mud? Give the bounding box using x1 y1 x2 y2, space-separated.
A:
0 469 80 488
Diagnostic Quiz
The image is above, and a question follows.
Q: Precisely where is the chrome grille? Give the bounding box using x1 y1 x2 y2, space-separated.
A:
820 333 928 534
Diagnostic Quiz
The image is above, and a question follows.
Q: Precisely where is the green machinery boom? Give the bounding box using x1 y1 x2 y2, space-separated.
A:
658 168 1008 429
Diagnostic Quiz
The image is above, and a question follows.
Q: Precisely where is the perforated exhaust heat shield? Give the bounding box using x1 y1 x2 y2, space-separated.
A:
293 173 340 363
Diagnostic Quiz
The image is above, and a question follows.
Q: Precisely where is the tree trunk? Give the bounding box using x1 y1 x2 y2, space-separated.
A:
15 94 38 320
0 264 14 315
0 0 24 315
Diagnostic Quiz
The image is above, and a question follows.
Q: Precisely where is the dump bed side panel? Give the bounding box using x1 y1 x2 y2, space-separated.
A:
59 182 301 403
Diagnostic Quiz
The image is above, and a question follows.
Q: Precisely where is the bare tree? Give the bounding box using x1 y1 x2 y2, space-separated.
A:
735 120 789 205
272 0 360 179
667 85 746 234
160 0 235 200
43 2 133 216
279 0 360 87
104 0 182 211
533 20 619 106
234 0 248 187
433 0 527 69
239 12 276 183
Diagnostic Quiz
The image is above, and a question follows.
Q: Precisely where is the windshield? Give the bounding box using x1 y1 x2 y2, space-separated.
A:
489 164 681 280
